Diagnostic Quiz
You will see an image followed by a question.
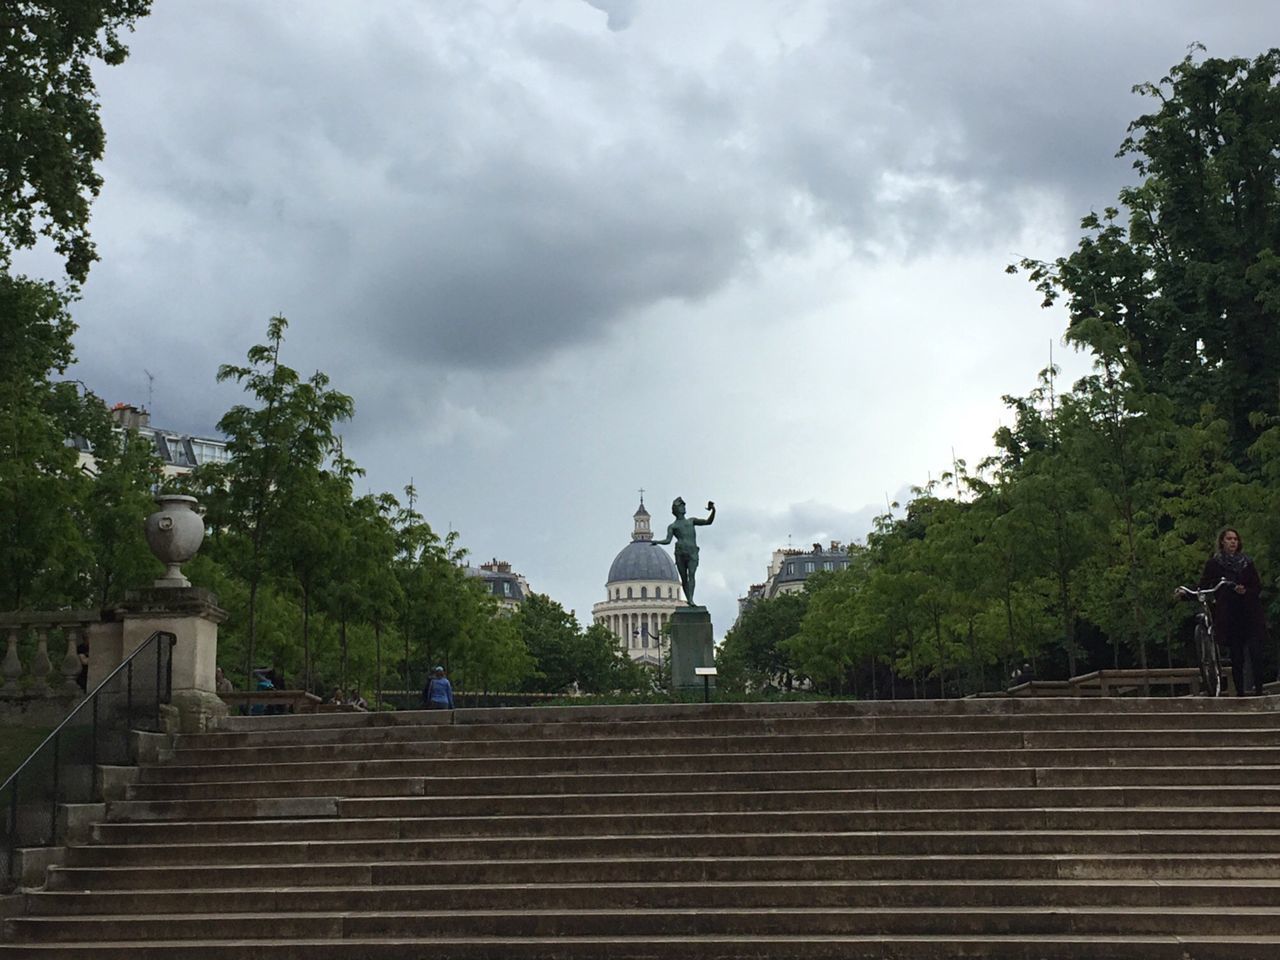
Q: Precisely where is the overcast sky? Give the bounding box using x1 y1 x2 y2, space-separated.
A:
47 0 1276 636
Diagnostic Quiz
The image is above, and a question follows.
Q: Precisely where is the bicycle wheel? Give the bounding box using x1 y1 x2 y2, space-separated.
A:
1195 623 1221 697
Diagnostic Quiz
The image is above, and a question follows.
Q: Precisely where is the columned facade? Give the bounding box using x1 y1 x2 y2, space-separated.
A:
592 498 683 667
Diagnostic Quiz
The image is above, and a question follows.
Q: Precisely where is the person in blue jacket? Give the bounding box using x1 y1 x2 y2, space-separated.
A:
424 665 454 709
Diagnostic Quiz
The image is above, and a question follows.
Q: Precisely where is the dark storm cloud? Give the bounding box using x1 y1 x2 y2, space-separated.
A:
357 154 754 367
86 0 777 375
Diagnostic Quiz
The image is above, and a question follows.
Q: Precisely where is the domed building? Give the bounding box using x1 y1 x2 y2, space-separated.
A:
592 497 684 666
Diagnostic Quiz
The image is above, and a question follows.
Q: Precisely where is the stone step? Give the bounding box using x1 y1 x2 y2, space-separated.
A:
5 935 1280 960
87 806 1280 845
182 708 1280 749
136 746 1280 783
210 698 1280 733
166 727 1280 765
45 852 1280 892
104 784 1280 821
27 878 1280 915
121 764 1280 801
14 905 1280 941
60 830 1280 868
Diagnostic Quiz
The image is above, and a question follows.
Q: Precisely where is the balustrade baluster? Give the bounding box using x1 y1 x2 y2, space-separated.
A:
30 627 52 696
61 625 83 694
1 627 22 696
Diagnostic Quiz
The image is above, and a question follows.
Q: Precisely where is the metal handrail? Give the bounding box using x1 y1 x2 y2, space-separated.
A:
0 630 175 796
3 629 175 889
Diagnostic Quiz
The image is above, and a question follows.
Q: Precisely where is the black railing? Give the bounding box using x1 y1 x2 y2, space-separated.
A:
1 630 175 891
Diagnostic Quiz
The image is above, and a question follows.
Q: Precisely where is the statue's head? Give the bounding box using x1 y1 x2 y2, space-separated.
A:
672 497 685 516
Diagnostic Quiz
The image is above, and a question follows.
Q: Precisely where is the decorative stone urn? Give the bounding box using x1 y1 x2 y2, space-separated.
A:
144 494 206 588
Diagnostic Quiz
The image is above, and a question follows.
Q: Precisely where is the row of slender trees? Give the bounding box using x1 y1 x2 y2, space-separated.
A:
720 49 1280 698
176 315 649 701
5 304 649 701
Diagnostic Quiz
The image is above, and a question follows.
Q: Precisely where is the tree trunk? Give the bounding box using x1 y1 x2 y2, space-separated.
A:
340 616 348 692
374 621 382 711
245 574 259 687
302 585 311 693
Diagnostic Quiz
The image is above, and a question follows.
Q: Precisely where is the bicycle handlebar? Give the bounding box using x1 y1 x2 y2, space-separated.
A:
1176 578 1236 601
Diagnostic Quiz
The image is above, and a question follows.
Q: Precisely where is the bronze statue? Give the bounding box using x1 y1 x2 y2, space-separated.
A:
651 497 715 605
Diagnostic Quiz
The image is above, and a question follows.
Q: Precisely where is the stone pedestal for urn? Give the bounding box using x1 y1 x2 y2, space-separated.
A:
92 494 229 733
114 587 228 734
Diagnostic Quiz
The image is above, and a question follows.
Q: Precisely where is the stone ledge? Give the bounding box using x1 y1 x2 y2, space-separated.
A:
115 587 227 623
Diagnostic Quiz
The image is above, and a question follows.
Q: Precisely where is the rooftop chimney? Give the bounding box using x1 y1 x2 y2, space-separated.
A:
110 403 150 430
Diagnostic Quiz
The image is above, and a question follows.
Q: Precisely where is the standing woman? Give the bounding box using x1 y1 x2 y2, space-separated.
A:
1199 527 1268 696
423 666 454 710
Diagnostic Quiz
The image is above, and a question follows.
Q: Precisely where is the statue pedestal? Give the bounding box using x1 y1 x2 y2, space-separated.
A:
669 606 714 693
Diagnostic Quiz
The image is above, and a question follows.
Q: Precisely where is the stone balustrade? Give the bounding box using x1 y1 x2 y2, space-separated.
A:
0 611 100 703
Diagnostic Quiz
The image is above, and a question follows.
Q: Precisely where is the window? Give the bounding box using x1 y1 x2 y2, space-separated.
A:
614 589 620 599
166 437 191 466
502 582 512 596
786 563 795 575
641 586 647 599
824 561 834 571
627 587 633 599
191 440 230 464
805 561 815 573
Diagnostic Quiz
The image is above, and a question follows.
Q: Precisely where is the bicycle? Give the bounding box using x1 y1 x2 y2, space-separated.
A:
1175 578 1235 697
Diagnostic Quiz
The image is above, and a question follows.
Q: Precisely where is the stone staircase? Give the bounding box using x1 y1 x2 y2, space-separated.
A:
5 697 1280 958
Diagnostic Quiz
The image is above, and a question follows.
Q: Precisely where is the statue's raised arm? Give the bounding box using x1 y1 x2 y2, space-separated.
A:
693 501 716 527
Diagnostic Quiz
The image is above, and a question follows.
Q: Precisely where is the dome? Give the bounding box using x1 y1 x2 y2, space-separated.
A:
608 540 679 584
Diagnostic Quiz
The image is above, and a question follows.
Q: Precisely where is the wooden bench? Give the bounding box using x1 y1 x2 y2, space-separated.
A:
1068 668 1202 697
219 690 324 714
1004 680 1085 698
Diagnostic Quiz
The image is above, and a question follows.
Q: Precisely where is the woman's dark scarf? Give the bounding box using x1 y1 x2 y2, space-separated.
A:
1214 550 1253 578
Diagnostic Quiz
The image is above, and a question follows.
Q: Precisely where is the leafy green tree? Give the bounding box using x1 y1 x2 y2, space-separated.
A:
452 610 531 696
514 593 594 694
718 591 806 693
513 594 638 694
1 277 83 608
80 419 161 605
1064 354 1176 670
324 481 402 692
273 467 341 691
1 0 153 282
194 316 354 683
787 564 864 695
575 622 649 694
1014 47 1280 455
993 377 1101 676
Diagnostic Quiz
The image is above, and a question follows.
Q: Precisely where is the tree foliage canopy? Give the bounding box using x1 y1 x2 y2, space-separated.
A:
1 1 152 282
